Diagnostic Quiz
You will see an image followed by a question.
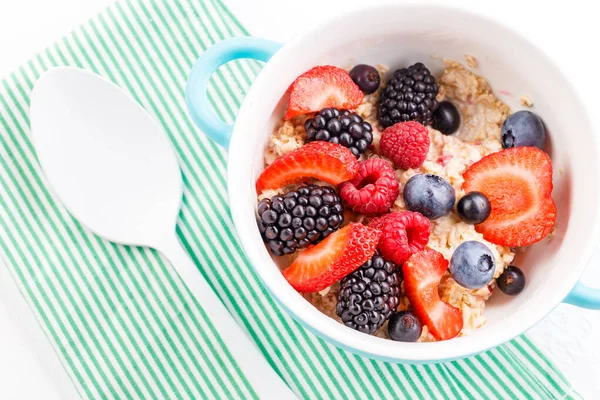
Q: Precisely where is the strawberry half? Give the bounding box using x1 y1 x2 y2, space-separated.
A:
282 223 381 293
285 65 364 120
256 141 358 192
462 147 557 247
403 249 463 341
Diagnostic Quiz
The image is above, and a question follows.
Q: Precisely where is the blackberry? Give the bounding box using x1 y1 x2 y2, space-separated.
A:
304 108 373 158
377 62 439 128
257 184 344 256
336 251 401 334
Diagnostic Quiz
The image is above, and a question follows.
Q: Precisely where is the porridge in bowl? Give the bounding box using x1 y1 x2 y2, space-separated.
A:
255 58 556 342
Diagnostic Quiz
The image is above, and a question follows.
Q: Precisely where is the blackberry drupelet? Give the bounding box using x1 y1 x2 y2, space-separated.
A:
377 62 439 128
336 251 401 334
304 108 373 158
257 184 344 256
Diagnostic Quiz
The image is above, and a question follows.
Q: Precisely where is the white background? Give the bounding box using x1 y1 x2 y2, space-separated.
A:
0 0 599 398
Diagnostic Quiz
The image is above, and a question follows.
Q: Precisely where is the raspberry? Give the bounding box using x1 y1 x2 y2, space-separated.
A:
380 121 430 170
339 158 399 215
369 211 430 264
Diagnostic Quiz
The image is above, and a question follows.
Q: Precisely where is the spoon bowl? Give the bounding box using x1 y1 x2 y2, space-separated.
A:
31 67 181 247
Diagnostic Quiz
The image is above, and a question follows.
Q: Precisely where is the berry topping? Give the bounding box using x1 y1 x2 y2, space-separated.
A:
377 62 439 127
380 121 430 170
457 192 491 225
304 108 373 158
462 147 557 247
388 311 422 342
368 211 430 265
449 241 495 289
282 223 381 293
403 174 455 220
501 110 546 149
496 266 526 295
257 185 344 256
349 64 381 95
285 65 364 120
339 158 399 215
403 249 463 341
336 250 401 334
432 101 461 135
256 141 359 192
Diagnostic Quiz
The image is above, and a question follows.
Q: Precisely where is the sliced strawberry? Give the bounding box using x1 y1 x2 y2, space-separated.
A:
282 223 381 293
285 65 364 120
403 249 463 341
256 141 358 192
462 147 557 247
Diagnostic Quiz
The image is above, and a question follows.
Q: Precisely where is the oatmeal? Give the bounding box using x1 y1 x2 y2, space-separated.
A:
437 60 511 144
257 59 554 343
465 54 479 69
264 115 308 165
520 94 534 107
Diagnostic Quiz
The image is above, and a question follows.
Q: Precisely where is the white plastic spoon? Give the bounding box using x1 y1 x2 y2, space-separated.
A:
30 67 295 399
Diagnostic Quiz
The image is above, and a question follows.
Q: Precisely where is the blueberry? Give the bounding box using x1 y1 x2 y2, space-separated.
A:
432 101 460 135
501 110 546 149
457 192 491 224
403 174 455 219
349 64 381 95
496 266 525 295
388 311 422 342
450 241 495 289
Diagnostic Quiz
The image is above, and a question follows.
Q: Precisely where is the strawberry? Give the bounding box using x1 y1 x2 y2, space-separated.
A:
256 141 358 192
403 249 463 341
282 223 381 293
285 66 364 120
462 147 557 247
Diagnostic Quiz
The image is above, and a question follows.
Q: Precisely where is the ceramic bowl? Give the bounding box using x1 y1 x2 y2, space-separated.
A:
185 4 600 363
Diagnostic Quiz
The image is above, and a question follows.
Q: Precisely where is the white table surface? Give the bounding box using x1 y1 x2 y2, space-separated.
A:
1 0 599 398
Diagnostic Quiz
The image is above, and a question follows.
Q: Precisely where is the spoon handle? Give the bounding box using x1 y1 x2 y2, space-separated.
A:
156 233 296 400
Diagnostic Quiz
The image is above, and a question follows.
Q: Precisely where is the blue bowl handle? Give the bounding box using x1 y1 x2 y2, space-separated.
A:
563 251 600 309
185 37 283 149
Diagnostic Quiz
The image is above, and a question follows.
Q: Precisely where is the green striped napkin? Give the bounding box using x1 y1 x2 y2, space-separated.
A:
0 0 580 398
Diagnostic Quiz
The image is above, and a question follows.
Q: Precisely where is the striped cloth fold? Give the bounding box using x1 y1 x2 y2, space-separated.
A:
0 0 580 398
